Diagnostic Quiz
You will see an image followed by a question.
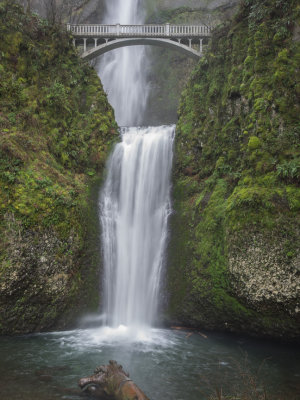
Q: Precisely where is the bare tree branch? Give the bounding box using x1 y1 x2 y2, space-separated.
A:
42 0 87 25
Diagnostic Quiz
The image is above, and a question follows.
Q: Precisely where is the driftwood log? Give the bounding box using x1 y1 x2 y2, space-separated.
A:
79 360 150 400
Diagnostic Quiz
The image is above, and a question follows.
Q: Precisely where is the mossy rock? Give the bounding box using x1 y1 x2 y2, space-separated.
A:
167 0 300 340
0 1 118 334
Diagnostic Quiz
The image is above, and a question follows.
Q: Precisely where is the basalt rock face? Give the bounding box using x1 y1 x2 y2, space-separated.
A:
167 0 300 340
144 0 240 125
0 2 118 334
17 0 94 23
146 0 240 14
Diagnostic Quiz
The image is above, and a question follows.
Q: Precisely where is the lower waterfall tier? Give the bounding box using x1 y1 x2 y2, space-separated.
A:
100 126 174 328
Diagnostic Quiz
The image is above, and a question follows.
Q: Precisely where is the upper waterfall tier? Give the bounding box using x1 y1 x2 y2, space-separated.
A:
97 0 149 126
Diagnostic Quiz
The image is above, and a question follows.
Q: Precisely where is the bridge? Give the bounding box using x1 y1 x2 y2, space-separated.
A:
67 23 212 60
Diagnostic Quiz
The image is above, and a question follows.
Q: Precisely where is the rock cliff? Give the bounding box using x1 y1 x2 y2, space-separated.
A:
0 1 117 334
167 0 300 340
144 0 240 124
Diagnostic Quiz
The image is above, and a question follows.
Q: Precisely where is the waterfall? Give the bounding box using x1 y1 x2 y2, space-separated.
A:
97 0 149 126
98 1 174 330
100 126 174 328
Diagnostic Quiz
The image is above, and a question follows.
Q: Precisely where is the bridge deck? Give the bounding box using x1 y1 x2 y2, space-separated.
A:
67 23 211 38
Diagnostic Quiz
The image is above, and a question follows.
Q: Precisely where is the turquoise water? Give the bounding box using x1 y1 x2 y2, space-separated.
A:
0 326 299 399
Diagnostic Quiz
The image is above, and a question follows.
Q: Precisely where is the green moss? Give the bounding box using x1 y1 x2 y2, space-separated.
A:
286 186 300 211
0 1 118 334
144 3 239 125
168 0 300 339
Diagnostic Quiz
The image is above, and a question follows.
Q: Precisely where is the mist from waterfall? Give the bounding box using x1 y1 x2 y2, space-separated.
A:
97 0 149 126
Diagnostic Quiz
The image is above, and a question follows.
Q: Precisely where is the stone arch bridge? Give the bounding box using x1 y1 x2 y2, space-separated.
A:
67 23 211 60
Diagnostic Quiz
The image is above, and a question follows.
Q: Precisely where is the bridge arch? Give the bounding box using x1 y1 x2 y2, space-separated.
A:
80 38 203 61
68 23 211 61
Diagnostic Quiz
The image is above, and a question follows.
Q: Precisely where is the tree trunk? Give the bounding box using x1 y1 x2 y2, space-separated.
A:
26 0 31 13
79 360 150 400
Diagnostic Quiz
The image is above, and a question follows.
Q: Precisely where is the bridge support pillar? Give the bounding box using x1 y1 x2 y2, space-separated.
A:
177 38 181 44
73 39 76 47
188 38 192 48
166 23 170 36
83 38 87 52
199 38 203 53
94 38 98 48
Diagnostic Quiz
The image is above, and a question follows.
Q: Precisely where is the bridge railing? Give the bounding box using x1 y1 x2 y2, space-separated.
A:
120 24 166 36
69 24 116 35
169 25 210 35
67 23 211 38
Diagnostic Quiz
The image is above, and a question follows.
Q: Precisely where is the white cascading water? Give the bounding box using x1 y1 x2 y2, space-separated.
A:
100 126 174 328
98 0 174 331
97 0 149 126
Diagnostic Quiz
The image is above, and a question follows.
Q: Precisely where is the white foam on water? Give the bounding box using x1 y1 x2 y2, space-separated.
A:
47 327 178 353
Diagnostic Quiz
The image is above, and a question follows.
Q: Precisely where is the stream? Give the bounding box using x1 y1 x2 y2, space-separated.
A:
0 327 299 400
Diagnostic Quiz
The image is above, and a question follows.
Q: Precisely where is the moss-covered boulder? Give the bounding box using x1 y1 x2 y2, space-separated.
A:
0 1 118 334
167 0 300 340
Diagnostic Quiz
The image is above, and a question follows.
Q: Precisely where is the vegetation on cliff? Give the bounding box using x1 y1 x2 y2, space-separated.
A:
0 1 117 334
168 0 300 339
145 1 238 125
